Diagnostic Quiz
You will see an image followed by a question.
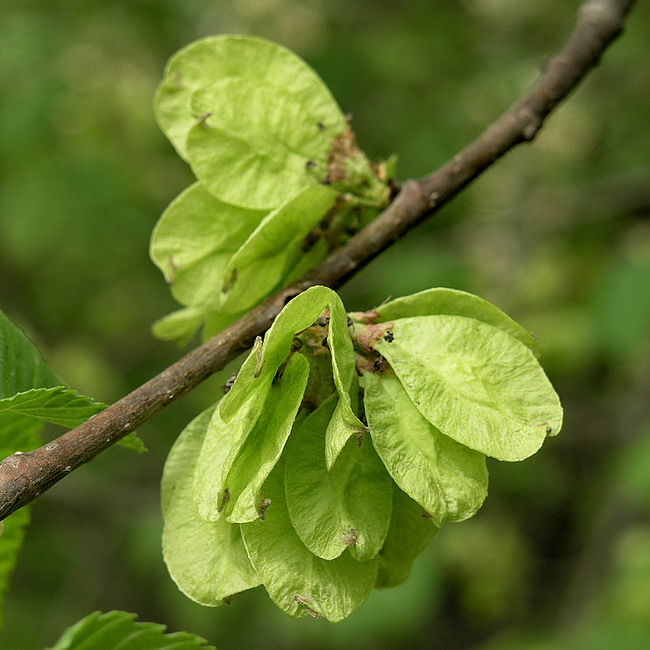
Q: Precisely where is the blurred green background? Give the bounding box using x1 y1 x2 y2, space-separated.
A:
1 1 649 648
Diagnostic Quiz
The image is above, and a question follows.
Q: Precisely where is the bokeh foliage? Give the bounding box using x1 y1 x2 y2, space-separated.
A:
1 0 649 648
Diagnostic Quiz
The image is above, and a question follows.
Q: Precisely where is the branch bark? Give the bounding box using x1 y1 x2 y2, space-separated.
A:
0 0 635 521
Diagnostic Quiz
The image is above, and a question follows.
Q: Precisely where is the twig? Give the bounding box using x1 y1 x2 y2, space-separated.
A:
0 0 635 521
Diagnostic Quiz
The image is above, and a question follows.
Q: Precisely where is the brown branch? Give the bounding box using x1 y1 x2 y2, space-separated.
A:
0 0 635 521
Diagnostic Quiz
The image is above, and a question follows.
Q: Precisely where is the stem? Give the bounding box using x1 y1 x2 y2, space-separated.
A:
0 0 636 521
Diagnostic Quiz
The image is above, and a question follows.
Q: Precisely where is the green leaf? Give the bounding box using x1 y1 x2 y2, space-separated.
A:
241 458 378 622
363 372 488 525
376 484 438 589
152 305 245 344
0 312 144 452
202 310 247 342
116 432 148 454
193 377 273 522
47 610 215 649
219 286 363 459
150 182 264 310
374 287 541 357
323 375 361 470
219 186 338 313
0 506 30 631
161 407 215 513
285 396 393 561
0 413 42 631
327 290 363 426
187 82 341 210
169 36 345 210
162 408 261 606
324 297 365 468
0 413 42 460
0 387 104 428
0 387 145 453
280 237 330 286
151 306 206 345
220 286 333 423
375 315 563 461
0 311 62 398
155 35 345 167
221 353 310 523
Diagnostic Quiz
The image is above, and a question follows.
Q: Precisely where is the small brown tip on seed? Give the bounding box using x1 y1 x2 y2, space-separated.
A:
196 112 213 127
341 527 358 546
217 488 230 513
301 231 318 251
258 498 272 520
293 594 324 619
222 373 238 394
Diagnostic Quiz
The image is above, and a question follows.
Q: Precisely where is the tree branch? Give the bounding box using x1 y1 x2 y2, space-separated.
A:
0 0 635 521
